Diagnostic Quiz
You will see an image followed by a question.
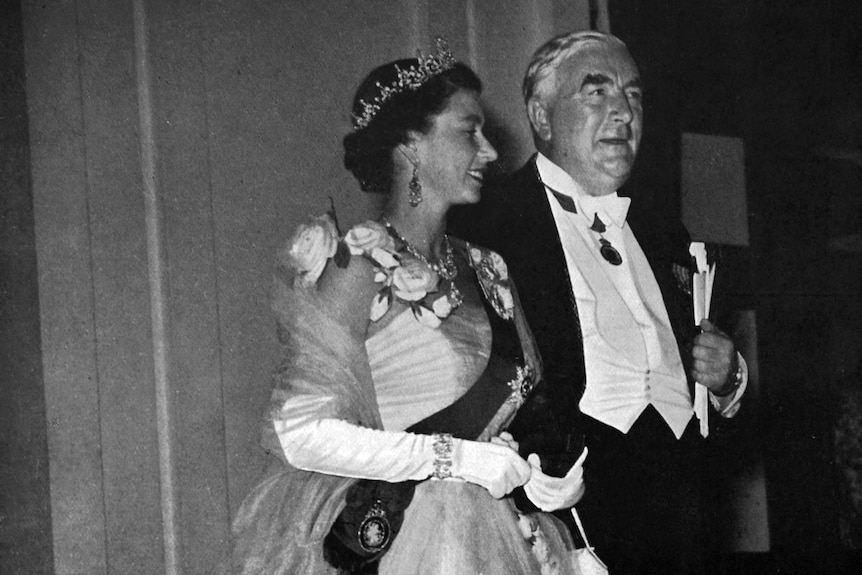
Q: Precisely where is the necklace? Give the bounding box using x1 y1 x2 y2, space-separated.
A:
380 218 463 307
380 218 459 280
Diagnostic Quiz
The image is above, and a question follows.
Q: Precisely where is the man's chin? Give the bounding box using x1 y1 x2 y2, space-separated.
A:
592 167 633 194
599 158 635 181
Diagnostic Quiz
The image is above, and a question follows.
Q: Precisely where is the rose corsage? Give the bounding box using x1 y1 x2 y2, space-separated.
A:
281 210 458 328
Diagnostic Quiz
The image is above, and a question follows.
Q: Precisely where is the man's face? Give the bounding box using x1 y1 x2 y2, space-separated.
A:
535 42 643 196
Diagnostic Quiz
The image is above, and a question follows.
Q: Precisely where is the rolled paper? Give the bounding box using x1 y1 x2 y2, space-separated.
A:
689 242 715 438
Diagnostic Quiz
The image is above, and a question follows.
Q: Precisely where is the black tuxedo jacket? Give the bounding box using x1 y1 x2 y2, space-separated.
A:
449 156 699 472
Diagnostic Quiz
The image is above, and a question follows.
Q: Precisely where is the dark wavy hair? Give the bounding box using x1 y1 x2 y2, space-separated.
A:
343 60 482 194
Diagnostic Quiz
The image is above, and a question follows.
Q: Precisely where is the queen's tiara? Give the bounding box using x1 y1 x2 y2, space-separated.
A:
352 38 457 131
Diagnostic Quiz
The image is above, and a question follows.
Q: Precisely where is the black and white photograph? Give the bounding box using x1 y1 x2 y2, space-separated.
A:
2 1 860 574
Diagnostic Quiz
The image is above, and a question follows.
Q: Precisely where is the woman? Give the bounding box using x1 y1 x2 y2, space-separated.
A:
232 40 587 574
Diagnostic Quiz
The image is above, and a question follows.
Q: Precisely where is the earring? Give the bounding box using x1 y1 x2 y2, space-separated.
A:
408 163 423 207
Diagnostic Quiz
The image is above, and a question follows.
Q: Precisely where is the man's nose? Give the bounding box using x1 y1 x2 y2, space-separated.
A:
609 93 633 124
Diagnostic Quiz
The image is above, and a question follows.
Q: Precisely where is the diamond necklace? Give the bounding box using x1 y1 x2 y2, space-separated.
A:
380 218 464 309
380 218 458 281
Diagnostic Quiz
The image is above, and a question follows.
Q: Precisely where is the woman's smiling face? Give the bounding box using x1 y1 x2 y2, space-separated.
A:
412 89 498 208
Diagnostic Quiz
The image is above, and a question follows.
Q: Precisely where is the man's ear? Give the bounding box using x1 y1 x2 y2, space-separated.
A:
526 98 552 142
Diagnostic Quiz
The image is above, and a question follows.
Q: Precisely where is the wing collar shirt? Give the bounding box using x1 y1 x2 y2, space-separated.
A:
536 153 742 439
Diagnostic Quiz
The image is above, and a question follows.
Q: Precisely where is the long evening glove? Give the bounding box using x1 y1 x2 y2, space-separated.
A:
280 417 531 497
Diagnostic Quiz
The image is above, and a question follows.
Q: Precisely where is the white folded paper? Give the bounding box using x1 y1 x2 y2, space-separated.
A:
689 242 715 438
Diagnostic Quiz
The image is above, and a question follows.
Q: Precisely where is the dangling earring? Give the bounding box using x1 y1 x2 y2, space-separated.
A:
408 162 423 207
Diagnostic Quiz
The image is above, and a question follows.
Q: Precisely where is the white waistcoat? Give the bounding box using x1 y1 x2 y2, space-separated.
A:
537 155 694 439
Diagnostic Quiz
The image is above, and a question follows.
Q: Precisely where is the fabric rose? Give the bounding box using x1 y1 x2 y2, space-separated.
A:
391 258 439 301
470 247 484 267
344 221 394 255
489 251 509 280
431 295 454 318
495 285 514 315
285 214 338 286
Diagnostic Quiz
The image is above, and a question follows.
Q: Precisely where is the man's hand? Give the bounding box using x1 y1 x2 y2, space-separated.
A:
523 448 588 512
691 319 737 394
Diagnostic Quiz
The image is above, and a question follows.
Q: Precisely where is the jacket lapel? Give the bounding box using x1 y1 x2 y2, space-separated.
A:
504 158 583 351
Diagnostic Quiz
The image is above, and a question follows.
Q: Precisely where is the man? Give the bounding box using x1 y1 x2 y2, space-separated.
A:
450 31 747 574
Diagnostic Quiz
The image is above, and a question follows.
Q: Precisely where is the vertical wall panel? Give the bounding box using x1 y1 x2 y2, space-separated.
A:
78 2 166 572
0 0 53 572
203 0 301 523
143 1 232 572
23 1 109 573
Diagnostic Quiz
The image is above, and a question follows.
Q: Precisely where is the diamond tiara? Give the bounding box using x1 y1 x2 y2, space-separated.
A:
352 38 457 131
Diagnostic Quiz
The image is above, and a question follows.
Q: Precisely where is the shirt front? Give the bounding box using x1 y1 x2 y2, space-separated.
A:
536 153 696 438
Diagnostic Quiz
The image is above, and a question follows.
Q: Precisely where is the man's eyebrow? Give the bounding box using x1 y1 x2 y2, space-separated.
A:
580 73 612 89
579 74 644 91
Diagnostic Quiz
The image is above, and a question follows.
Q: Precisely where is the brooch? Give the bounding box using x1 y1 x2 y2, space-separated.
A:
506 365 536 406
357 500 391 553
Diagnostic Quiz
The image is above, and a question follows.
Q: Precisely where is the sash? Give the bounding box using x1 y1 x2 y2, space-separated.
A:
323 269 533 573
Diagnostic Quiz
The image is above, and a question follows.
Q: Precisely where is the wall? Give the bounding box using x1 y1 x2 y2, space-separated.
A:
19 1 592 573
0 1 53 573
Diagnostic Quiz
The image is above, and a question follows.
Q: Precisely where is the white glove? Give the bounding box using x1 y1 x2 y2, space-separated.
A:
523 447 588 512
489 431 520 452
452 437 532 499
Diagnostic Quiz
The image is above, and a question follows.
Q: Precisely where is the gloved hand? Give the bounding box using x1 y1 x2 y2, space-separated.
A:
452 436 532 499
489 431 519 452
523 447 588 512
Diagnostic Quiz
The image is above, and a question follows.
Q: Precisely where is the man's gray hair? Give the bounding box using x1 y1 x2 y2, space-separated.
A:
522 31 628 105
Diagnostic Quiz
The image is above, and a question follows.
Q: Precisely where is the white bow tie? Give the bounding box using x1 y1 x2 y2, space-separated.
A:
577 194 631 228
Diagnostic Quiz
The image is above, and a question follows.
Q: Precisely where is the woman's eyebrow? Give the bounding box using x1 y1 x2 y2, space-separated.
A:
459 113 483 125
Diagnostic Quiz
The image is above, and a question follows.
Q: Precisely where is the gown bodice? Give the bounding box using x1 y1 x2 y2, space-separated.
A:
367 280 491 431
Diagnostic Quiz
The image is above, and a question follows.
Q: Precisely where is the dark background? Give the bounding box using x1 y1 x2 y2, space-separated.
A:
611 1 862 574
